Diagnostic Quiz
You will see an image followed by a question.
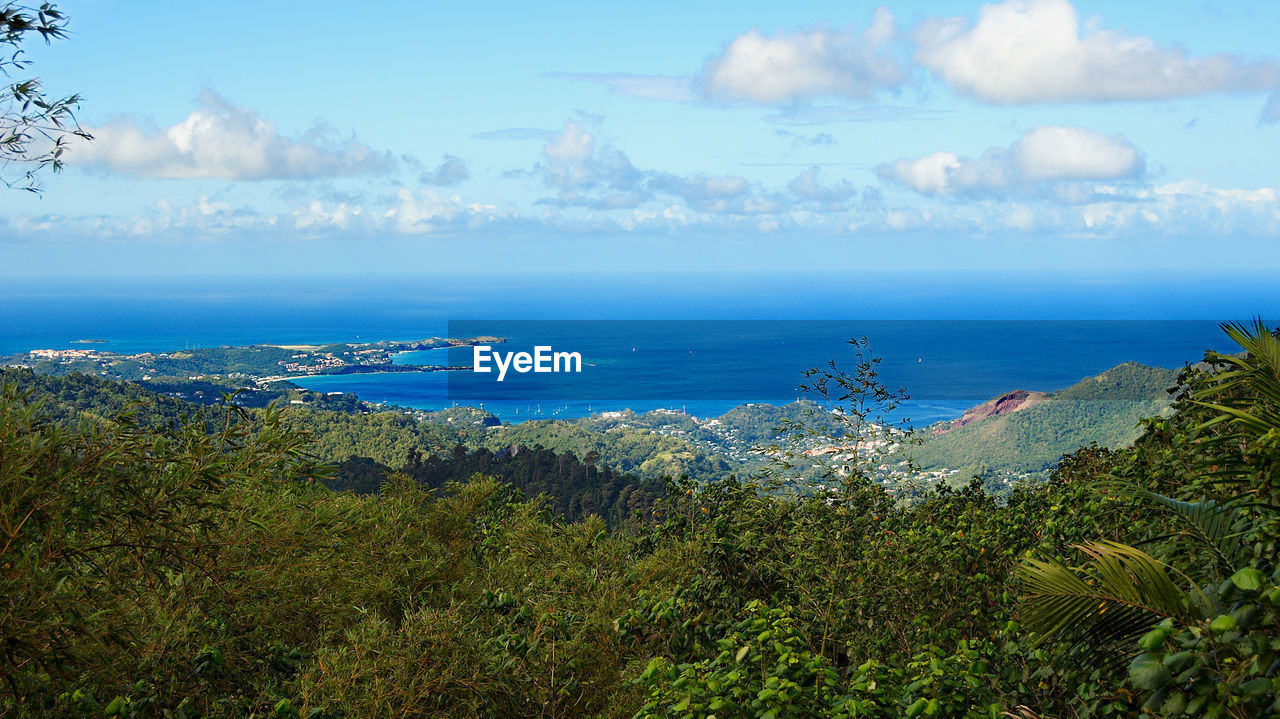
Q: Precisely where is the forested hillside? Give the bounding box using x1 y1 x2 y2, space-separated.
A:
3 321 1277 717
478 419 734 482
0 369 666 529
909 362 1182 475
4 326 1278 717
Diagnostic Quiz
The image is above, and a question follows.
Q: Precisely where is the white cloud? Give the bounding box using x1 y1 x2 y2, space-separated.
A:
384 189 506 235
877 126 1141 196
419 155 469 186
1013 126 1140 180
1071 181 1280 234
535 120 778 214
914 0 1280 104
542 120 600 188
879 151 966 196
293 201 366 231
699 8 903 104
775 129 837 148
71 89 394 180
9 174 1280 243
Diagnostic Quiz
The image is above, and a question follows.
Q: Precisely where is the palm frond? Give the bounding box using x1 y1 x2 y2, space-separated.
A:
1193 318 1280 437
1100 479 1250 573
1018 540 1209 659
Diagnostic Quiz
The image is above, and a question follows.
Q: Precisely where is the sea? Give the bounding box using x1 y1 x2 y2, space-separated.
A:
3 271 1275 426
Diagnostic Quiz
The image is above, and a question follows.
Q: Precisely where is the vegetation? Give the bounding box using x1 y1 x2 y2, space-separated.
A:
2 322 1275 717
478 419 734 482
910 362 1182 478
1 2 89 192
1017 320 1280 718
399 445 665 527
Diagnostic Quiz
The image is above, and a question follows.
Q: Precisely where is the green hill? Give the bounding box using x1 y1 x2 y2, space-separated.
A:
909 362 1181 476
480 419 734 481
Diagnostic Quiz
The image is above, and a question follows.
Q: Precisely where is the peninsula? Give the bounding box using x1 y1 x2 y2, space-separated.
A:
2 336 504 385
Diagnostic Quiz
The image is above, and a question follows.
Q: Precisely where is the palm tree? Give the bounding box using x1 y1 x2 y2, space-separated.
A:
1016 319 1279 664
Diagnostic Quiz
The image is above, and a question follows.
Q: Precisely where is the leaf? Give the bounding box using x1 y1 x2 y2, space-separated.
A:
1128 654 1170 691
1104 481 1250 571
1229 567 1266 592
1017 540 1208 660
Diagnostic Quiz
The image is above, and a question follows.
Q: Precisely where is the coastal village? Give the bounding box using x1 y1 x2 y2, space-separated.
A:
5 338 481 385
3 338 1126 495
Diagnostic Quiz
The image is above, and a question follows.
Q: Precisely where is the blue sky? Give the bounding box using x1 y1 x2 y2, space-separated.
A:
3 0 1279 275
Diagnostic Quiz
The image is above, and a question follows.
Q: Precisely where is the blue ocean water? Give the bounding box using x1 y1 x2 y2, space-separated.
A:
2 271 1274 425
287 320 1231 425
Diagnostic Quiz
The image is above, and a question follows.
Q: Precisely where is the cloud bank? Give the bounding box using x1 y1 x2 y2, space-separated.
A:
72 90 395 180
555 0 1279 114
877 126 1142 197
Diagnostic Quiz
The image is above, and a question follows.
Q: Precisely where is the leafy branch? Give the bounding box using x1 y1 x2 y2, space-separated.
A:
1 2 91 193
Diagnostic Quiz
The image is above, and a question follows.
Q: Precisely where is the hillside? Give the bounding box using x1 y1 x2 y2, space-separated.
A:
479 418 734 481
0 370 667 526
6 323 1276 718
909 361 1181 476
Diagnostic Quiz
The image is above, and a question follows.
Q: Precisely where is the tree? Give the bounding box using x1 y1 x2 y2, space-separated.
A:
765 336 917 496
1 2 89 193
1016 319 1280 718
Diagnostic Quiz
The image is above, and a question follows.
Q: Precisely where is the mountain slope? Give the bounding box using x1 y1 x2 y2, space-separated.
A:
909 362 1181 476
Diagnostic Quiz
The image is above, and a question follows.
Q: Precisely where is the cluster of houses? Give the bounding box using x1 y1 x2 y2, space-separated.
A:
28 348 98 360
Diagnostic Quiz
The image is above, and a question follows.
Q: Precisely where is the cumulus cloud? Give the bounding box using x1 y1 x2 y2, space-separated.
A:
292 200 367 232
71 89 394 180
1012 126 1140 180
914 0 1280 104
419 155 469 186
542 120 601 188
534 120 794 214
877 125 1142 197
11 187 512 240
699 8 903 104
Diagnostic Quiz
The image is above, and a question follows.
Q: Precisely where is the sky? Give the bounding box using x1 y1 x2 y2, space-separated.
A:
3 0 1279 276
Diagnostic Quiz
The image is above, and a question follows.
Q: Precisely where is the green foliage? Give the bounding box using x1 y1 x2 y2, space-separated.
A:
1019 540 1211 658
0 381 326 708
1017 319 1280 717
400 444 665 527
6 325 1274 717
0 368 200 429
479 419 734 482
0 378 705 716
767 336 915 489
633 601 846 719
911 363 1181 476
1 2 90 192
